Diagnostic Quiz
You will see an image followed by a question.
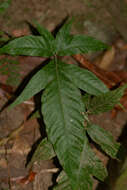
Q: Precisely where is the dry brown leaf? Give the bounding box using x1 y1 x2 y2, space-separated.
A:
94 46 115 70
0 158 7 168
12 28 29 37
12 137 30 155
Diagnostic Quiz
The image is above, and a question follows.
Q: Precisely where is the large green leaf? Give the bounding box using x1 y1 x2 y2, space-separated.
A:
9 60 55 109
55 20 108 56
0 35 54 57
87 124 121 159
42 60 107 190
83 84 127 114
62 63 109 95
30 138 56 166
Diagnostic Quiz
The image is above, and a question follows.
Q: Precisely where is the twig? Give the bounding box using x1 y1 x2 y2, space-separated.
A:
39 168 59 174
73 54 122 89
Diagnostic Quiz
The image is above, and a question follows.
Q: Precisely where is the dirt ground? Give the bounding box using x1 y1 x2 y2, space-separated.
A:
0 0 127 189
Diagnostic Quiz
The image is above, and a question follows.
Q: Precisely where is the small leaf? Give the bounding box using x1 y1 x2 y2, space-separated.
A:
30 138 56 166
34 21 54 41
55 20 109 56
0 35 54 57
9 60 55 109
54 171 71 190
83 84 127 114
68 35 109 55
64 63 109 95
82 134 108 181
87 123 121 159
34 21 55 53
55 20 73 55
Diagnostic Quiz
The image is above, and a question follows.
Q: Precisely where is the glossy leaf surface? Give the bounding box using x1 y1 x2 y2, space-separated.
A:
0 35 54 57
64 63 109 95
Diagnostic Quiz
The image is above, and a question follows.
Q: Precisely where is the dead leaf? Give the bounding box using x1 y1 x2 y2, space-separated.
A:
11 171 37 185
19 171 37 185
94 46 115 70
0 158 7 168
12 137 30 155
12 28 29 37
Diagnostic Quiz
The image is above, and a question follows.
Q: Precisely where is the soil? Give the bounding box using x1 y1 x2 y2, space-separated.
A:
0 0 127 189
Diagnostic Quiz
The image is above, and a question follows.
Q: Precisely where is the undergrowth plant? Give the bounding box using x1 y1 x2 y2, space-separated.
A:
0 20 127 190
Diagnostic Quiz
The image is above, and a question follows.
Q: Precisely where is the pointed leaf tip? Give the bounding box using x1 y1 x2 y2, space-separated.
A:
0 35 54 57
9 60 55 109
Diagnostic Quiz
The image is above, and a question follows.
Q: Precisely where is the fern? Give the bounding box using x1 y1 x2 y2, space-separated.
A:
0 20 126 190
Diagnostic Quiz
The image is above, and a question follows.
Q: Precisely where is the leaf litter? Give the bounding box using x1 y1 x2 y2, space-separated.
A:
0 0 127 190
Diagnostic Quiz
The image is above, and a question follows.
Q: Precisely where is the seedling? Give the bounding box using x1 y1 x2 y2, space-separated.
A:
0 20 126 190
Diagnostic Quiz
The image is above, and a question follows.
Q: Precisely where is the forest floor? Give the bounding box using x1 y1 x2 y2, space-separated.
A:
0 0 127 189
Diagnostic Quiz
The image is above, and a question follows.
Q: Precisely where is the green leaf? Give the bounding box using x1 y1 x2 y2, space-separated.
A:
29 110 41 119
82 134 108 181
55 20 73 55
0 35 54 57
54 171 71 190
83 84 127 114
42 60 107 190
63 63 109 95
9 60 55 109
30 138 56 166
42 60 92 189
34 21 54 41
33 21 55 53
87 123 121 159
57 35 109 56
55 20 109 56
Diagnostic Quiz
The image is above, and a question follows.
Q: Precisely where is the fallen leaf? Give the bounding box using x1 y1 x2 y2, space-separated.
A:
94 46 115 70
12 28 29 37
19 171 37 185
12 137 30 155
11 171 37 185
